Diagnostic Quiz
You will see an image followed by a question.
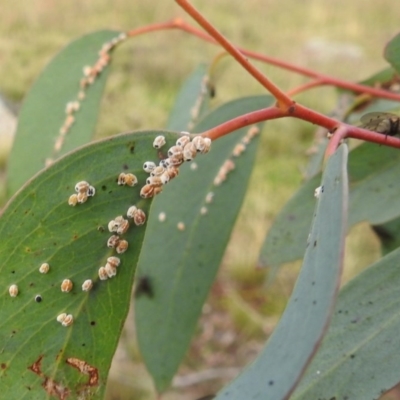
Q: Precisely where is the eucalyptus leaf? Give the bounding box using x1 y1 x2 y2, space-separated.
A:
0 130 178 399
135 95 272 392
166 63 210 131
7 30 120 197
215 145 348 400
260 142 400 268
292 246 400 400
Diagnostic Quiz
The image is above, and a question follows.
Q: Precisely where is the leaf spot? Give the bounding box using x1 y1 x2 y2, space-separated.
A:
66 357 99 386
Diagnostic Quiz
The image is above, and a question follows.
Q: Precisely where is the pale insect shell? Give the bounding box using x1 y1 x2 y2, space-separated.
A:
57 313 67 323
87 185 96 197
116 219 129 235
124 173 138 187
98 266 108 280
82 279 93 291
108 220 119 233
143 161 156 173
107 235 120 248
176 135 190 148
153 135 166 149
183 142 197 161
192 136 206 153
202 137 212 154
117 172 126 185
166 155 183 167
160 172 170 185
75 181 90 193
39 263 50 274
107 256 121 268
68 194 78 206
166 166 179 180
77 191 88 204
61 279 73 293
140 184 155 198
133 209 146 226
62 314 74 327
116 239 129 254
168 145 184 158
105 263 117 278
127 205 138 218
9 284 18 297
151 165 166 177
146 176 162 186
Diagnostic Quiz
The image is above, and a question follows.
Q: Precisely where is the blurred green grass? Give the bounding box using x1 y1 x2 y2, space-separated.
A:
0 0 399 398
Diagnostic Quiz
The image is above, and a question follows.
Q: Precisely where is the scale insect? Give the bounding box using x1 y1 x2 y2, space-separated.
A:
360 112 400 137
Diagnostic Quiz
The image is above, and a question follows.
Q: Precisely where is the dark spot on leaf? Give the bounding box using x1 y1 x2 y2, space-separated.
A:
268 380 274 386
53 242 57 246
338 310 342 313
122 164 129 170
313 300 317 305
135 276 154 298
35 295 42 303
29 283 34 287
90 321 96 326
11 270 15 274
311 281 315 285
97 226 105 233
1 363 6 369
369 301 373 305
101 185 107 191
350 354 355 359
82 343 86 347
129 144 135 153
314 240 317 247
26 247 31 253
73 234 79 240
11 330 16 335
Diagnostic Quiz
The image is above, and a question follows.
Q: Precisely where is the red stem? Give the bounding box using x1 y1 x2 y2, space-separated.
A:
174 0 293 109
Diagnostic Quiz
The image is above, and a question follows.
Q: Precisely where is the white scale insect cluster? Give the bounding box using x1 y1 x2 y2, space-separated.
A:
212 125 260 187
68 180 96 206
140 134 211 200
46 33 128 168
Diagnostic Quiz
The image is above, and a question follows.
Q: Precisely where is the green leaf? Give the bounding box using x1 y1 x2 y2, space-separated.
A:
215 145 348 400
385 32 400 74
135 95 271 392
7 30 120 197
260 142 400 268
166 63 210 131
292 246 400 400
0 130 177 399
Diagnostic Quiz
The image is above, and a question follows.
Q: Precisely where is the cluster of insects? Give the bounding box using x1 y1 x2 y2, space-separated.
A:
140 133 211 200
213 125 259 187
68 180 96 206
46 32 128 167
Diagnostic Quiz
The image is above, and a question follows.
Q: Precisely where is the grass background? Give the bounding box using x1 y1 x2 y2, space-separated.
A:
1 1 400 399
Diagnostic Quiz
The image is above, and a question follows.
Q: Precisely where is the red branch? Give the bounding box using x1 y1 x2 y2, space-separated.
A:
125 14 400 152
